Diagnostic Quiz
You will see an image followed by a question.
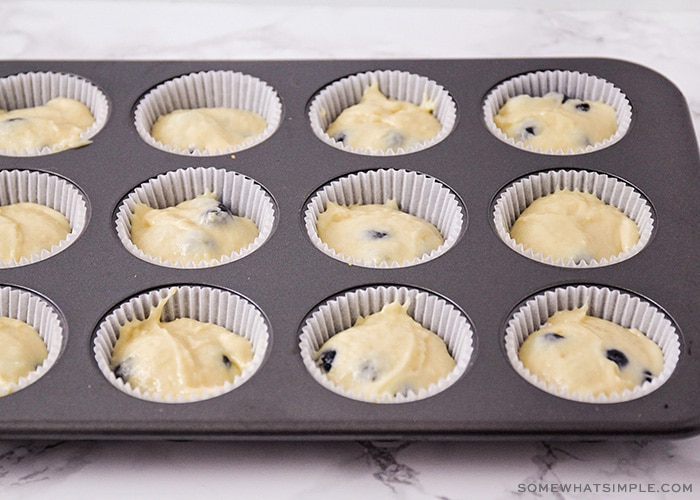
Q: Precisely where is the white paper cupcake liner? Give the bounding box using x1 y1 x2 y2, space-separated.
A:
308 70 457 156
115 166 276 269
93 285 270 404
134 70 282 156
483 70 632 155
304 168 465 268
0 71 109 156
0 286 65 397
0 169 89 269
504 285 680 404
492 169 654 268
299 285 474 404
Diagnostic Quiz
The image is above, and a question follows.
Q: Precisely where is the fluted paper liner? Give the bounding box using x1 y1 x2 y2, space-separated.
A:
93 285 270 404
299 285 474 404
504 285 680 404
115 167 276 268
0 286 65 397
304 169 465 268
492 169 654 268
308 70 457 156
0 71 109 156
483 69 632 155
134 70 282 156
0 169 89 268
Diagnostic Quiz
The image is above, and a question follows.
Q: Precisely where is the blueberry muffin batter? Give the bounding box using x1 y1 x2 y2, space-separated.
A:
518 306 664 397
150 107 267 152
129 191 259 265
0 97 95 152
314 301 455 399
111 289 254 398
325 82 441 152
0 202 71 263
316 200 443 265
0 317 48 393
493 92 617 151
509 189 639 263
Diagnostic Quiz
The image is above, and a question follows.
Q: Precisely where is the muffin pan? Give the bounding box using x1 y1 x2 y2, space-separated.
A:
0 58 698 440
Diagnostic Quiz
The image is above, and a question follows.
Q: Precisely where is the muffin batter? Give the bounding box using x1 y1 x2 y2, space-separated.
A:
0 202 71 263
325 82 441 152
509 189 639 263
0 317 48 393
493 92 617 151
518 306 664 397
111 289 254 398
130 191 259 265
0 97 95 152
316 200 443 265
150 107 267 152
314 301 455 399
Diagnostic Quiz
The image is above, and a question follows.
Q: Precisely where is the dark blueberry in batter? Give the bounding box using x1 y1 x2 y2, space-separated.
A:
113 364 128 381
605 349 629 368
643 369 653 384
366 229 390 240
575 102 591 112
202 202 233 224
222 355 232 368
385 130 405 148
560 94 570 104
318 349 336 373
543 332 565 341
332 132 346 143
359 360 378 382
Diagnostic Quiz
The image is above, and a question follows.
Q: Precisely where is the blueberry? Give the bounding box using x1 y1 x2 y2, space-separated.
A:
366 229 390 240
113 363 128 381
201 202 233 225
605 349 628 368
543 332 565 341
560 94 570 104
385 131 405 148
359 360 379 382
575 102 591 112
643 369 653 384
222 355 231 368
332 132 346 143
318 349 336 372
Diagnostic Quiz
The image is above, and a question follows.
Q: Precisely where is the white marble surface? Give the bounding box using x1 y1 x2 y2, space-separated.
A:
0 1 699 499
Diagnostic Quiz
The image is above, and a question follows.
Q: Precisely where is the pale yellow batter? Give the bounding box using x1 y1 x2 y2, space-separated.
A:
0 317 48 393
150 107 267 152
326 82 441 151
314 301 455 399
493 92 617 151
111 289 254 398
0 202 71 263
509 189 639 263
130 192 259 265
519 306 664 397
316 200 443 265
0 97 95 152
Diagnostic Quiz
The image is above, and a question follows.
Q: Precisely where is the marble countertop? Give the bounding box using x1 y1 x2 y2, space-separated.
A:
0 1 699 499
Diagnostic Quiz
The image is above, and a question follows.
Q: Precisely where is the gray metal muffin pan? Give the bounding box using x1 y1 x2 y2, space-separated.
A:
0 58 698 440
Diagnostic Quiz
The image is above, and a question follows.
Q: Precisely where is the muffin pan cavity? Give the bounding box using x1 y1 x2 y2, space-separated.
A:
114 166 276 269
491 169 654 268
0 71 109 157
308 70 457 156
0 58 697 440
304 168 465 268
